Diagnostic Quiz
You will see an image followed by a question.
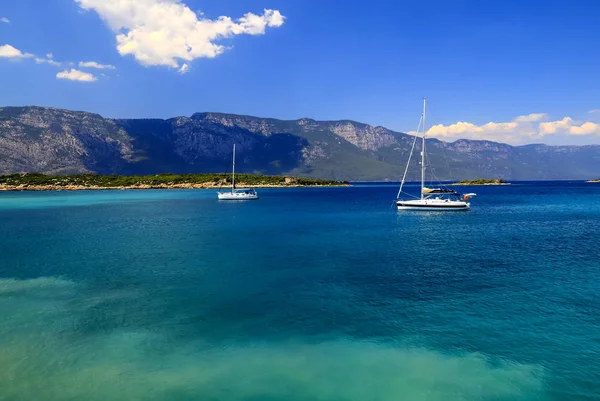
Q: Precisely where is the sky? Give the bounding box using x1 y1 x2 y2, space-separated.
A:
1 0 599 146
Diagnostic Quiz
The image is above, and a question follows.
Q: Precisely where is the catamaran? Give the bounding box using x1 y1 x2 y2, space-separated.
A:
396 99 475 211
217 144 259 200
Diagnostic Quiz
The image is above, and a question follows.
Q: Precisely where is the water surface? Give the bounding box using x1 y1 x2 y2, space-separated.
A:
0 182 599 400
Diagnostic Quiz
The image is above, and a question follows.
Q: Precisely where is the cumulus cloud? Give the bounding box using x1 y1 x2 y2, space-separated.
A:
409 113 600 145
1 45 59 67
539 117 600 136
513 113 547 123
35 57 62 67
0 45 113 82
178 63 190 74
0 44 33 59
79 61 116 69
56 68 98 82
74 0 285 70
0 17 9 24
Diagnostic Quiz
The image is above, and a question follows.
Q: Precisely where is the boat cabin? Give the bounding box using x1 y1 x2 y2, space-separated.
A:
234 189 257 195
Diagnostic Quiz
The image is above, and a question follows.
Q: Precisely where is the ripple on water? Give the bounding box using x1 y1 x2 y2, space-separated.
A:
0 277 546 401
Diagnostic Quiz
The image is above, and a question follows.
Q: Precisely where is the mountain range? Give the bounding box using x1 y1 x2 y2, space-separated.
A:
1 106 599 181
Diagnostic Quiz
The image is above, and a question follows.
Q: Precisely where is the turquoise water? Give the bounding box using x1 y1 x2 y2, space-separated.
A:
0 182 599 400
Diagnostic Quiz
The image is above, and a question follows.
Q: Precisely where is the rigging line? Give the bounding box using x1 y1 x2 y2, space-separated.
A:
425 100 454 187
423 100 437 186
218 150 234 191
396 114 423 199
397 115 422 198
439 142 454 185
421 102 434 188
440 138 455 185
420 101 443 188
425 141 442 186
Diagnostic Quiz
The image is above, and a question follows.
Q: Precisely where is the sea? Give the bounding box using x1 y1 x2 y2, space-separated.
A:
0 181 599 401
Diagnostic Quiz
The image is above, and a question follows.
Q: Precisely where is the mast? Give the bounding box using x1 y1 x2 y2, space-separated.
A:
232 144 236 193
421 98 426 200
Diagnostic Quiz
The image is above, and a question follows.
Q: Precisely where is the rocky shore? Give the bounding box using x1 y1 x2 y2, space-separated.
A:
0 182 348 191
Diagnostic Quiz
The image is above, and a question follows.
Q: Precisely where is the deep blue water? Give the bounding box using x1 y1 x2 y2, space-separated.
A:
0 182 599 400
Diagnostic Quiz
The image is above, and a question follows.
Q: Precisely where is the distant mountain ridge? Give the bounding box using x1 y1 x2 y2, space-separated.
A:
1 106 599 180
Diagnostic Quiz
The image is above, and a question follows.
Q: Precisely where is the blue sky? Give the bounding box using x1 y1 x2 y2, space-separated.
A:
1 0 599 145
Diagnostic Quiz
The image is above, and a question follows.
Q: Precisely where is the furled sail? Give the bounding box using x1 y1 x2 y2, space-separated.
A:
422 187 457 195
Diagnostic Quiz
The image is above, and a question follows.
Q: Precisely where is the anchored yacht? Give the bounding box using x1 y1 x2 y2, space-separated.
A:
217 144 259 200
396 99 475 211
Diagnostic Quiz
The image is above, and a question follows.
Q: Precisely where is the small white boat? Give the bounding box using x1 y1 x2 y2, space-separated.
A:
396 195 472 211
217 144 259 201
217 189 259 200
396 99 475 211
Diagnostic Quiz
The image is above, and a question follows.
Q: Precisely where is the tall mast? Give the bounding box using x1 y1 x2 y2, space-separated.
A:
421 98 426 200
232 144 236 192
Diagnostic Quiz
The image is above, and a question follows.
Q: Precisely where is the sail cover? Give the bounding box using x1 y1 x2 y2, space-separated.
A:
422 187 457 194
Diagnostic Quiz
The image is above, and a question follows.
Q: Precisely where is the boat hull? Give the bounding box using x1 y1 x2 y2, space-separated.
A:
396 200 469 211
217 193 259 200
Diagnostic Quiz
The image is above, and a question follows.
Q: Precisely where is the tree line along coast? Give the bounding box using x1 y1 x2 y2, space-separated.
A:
0 173 349 191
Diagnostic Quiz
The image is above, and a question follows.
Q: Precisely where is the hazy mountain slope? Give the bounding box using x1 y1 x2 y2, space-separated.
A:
1 106 600 180
0 107 133 175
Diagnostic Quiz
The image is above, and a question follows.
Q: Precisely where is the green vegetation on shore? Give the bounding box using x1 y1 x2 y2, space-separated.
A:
451 178 508 185
0 173 348 189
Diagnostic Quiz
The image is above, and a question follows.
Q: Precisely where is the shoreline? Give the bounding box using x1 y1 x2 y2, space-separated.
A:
587 180 600 183
448 182 512 186
0 183 349 191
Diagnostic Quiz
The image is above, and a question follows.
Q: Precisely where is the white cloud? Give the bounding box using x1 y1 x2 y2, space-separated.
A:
0 17 9 24
74 0 285 69
589 109 600 114
0 44 33 59
178 63 190 74
56 68 98 82
34 53 66 68
409 113 600 145
79 61 116 69
539 117 600 136
35 57 62 67
513 113 547 123
0 45 111 82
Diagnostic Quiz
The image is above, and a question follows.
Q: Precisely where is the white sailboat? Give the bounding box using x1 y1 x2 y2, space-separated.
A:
396 99 475 211
217 144 259 200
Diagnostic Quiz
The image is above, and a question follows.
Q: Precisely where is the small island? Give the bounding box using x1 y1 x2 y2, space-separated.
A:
0 173 349 191
449 178 510 186
587 179 600 183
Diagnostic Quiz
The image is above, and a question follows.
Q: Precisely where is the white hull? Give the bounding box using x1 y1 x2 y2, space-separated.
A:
397 199 469 211
217 192 259 200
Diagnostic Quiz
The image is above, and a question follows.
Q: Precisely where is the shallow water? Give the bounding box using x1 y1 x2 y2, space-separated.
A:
0 182 599 400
